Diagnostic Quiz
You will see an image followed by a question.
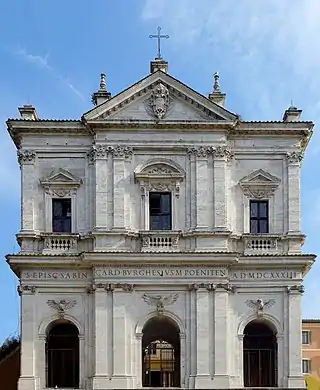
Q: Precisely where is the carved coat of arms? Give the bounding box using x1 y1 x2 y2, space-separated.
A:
145 82 170 120
142 293 179 315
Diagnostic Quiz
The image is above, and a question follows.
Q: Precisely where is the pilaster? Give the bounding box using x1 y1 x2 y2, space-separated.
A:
110 284 134 388
89 283 111 389
187 146 212 231
88 145 112 230
192 283 213 388
18 285 38 390
287 284 305 388
112 146 133 230
212 283 234 388
286 151 302 234
213 146 232 231
18 150 36 232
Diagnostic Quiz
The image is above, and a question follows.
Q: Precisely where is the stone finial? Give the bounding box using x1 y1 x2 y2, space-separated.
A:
18 104 39 120
213 72 221 92
91 72 111 106
99 73 106 90
208 71 226 107
283 101 302 122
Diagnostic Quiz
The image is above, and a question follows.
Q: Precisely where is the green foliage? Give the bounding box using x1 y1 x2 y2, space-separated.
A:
0 336 20 361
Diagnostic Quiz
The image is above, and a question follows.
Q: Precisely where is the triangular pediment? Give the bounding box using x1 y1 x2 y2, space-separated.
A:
40 169 82 187
239 169 281 185
83 71 238 123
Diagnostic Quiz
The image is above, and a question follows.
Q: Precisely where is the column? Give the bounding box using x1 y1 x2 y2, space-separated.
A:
112 146 133 230
18 285 37 390
194 284 212 388
212 283 232 388
91 284 109 388
18 150 36 232
90 145 109 230
111 284 133 388
287 151 302 233
287 285 305 388
213 146 232 230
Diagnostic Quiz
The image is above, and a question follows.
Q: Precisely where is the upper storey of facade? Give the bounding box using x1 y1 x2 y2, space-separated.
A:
6 59 314 261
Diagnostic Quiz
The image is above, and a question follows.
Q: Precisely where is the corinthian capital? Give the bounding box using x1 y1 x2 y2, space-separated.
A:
112 145 133 159
17 150 36 165
286 151 303 165
213 146 233 161
186 146 213 158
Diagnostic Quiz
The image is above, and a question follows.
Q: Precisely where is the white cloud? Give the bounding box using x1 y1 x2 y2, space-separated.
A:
15 48 85 100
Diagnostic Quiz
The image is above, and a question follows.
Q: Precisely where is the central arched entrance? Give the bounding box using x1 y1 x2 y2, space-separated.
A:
142 316 180 387
243 320 277 387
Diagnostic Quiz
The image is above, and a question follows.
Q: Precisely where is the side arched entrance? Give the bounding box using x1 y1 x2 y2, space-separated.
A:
243 320 278 387
142 316 181 388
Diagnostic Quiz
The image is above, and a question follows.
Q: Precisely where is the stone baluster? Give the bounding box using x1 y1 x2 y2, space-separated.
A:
112 146 133 230
18 150 36 232
287 285 305 388
18 285 37 389
286 151 302 233
213 146 233 230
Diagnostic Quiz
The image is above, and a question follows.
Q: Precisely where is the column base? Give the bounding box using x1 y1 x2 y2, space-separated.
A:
108 375 134 388
211 374 231 388
92 375 110 389
195 374 213 388
287 375 306 388
18 376 38 390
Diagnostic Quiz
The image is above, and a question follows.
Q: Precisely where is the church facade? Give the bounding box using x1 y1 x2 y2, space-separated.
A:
6 58 315 389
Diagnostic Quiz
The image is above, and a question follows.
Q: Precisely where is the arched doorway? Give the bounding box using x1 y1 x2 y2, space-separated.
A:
142 316 180 387
46 321 79 388
243 320 277 387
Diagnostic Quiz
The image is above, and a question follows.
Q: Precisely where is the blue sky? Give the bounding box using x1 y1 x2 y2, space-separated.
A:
0 0 320 343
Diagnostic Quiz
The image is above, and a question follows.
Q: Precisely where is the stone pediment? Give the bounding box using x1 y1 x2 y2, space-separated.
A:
239 169 281 199
83 71 238 123
40 168 82 188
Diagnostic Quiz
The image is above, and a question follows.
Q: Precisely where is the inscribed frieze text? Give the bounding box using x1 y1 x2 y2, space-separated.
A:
94 267 227 279
22 271 90 280
231 270 300 280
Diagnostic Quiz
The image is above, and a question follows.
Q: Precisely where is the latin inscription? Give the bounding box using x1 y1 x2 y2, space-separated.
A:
23 271 89 280
94 267 227 278
231 271 300 280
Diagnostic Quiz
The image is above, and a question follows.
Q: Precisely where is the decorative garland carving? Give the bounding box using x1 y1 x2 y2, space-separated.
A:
44 187 77 197
17 150 36 165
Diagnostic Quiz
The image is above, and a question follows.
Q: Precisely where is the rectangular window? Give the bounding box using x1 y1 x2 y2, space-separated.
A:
250 200 269 233
302 330 311 345
149 192 172 230
302 359 311 374
52 199 72 233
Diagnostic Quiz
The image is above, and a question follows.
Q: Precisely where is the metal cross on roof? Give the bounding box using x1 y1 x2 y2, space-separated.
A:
149 26 169 59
